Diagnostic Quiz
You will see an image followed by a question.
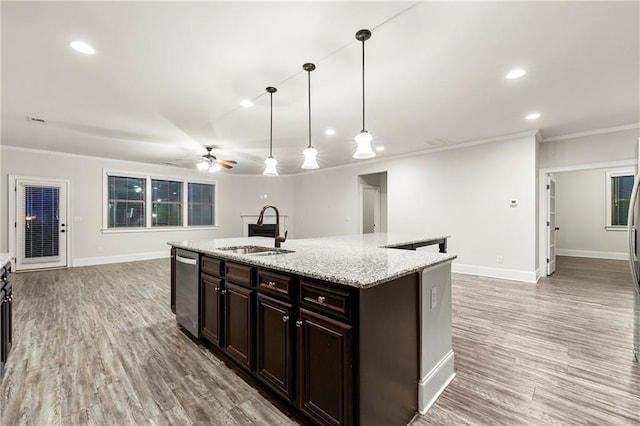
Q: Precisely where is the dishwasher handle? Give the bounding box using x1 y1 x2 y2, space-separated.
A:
176 255 197 265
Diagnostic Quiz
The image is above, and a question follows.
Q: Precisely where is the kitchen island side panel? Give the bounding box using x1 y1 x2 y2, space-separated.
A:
358 273 420 426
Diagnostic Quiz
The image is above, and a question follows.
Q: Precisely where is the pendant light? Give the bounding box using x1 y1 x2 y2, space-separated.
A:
353 29 376 160
263 86 279 176
301 62 319 169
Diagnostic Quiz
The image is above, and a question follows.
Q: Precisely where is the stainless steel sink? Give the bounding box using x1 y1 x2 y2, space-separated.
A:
216 245 295 256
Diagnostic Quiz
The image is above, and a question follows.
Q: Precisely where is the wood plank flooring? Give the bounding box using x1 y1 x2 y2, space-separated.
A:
0 256 638 425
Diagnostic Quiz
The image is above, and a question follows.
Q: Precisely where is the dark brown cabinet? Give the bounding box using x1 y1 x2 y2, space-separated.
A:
201 274 223 348
298 308 353 426
256 293 294 401
224 281 255 371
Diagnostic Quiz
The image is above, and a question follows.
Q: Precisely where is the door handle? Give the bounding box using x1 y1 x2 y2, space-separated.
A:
176 255 197 265
60 230 66 233
554 227 560 231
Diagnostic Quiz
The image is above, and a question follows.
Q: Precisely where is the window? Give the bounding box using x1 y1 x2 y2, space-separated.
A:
104 171 217 232
108 176 146 228
188 182 216 226
152 179 183 227
606 170 634 229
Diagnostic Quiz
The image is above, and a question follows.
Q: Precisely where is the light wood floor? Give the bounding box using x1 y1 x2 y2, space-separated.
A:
1 256 638 425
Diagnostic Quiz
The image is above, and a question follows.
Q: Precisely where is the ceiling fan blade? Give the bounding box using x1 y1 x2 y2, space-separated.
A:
219 160 238 165
217 162 233 169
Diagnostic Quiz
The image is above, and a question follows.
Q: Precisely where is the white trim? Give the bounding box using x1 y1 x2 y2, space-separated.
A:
73 250 169 267
452 263 538 283
101 226 219 234
541 123 640 143
605 168 634 228
418 350 456 415
535 267 542 281
556 249 627 261
542 159 636 174
8 175 72 271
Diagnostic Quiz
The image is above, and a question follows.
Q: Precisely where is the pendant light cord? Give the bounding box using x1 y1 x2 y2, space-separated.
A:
308 70 312 148
361 37 366 132
269 91 273 158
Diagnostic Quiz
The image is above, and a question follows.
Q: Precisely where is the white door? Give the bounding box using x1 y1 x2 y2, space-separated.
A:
361 186 380 234
547 174 557 275
16 179 68 270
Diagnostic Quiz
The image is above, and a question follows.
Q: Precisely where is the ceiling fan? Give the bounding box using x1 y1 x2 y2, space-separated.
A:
197 146 238 172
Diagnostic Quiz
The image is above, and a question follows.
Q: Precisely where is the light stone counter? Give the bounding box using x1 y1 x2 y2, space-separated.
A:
0 254 13 271
169 233 455 288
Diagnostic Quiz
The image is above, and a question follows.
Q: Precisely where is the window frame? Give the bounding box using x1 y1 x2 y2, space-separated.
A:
151 178 185 228
605 168 634 231
102 169 218 233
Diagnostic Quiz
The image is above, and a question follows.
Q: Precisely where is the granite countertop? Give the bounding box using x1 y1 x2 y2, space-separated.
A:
169 233 456 289
0 254 13 271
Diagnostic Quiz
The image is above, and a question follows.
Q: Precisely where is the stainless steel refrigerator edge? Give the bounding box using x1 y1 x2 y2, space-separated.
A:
627 138 640 362
175 249 201 338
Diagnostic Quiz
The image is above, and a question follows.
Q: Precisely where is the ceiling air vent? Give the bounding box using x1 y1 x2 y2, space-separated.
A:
26 116 47 125
424 138 450 148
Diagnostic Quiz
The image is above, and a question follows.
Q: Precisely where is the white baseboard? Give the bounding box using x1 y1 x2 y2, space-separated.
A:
418 350 456 414
556 249 627 261
452 263 537 283
73 251 169 267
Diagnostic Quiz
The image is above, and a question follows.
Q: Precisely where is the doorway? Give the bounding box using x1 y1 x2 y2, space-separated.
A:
10 176 69 271
539 160 635 278
358 172 387 234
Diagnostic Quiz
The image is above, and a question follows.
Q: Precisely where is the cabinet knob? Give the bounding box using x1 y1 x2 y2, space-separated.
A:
221 289 226 295
296 320 303 328
282 315 289 323
317 296 325 304
215 287 219 292
268 281 276 287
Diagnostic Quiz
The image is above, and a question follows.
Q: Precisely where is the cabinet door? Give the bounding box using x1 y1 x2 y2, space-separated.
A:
170 247 176 314
257 293 293 401
224 282 254 371
202 274 223 348
298 308 353 426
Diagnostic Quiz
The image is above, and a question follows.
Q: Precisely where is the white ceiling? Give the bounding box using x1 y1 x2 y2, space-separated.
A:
2 1 638 174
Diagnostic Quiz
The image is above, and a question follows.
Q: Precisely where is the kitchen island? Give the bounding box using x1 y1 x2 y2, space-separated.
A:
169 233 456 425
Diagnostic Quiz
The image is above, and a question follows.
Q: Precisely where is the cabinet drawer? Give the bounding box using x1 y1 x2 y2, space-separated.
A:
258 270 294 300
202 256 224 278
300 281 353 321
225 262 256 287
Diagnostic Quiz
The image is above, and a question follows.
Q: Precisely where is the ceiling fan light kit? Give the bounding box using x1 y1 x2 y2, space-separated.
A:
197 146 237 172
353 29 376 160
263 86 279 176
301 62 320 170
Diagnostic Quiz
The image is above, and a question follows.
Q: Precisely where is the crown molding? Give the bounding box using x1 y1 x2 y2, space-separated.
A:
541 123 640 143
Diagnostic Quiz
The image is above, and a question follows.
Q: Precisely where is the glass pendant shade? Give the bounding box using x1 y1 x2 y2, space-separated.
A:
263 156 278 176
353 130 375 159
210 163 222 172
197 160 209 171
302 146 319 169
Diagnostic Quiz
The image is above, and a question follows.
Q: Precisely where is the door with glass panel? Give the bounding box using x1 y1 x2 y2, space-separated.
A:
16 180 68 270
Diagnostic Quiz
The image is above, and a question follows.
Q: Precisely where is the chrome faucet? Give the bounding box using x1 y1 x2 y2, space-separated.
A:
257 204 288 248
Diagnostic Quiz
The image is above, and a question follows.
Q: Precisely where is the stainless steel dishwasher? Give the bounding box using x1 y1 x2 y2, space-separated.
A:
175 249 201 338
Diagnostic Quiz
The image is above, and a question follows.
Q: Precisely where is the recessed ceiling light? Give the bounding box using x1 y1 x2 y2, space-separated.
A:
240 99 254 108
506 68 526 79
375 146 384 152
69 40 96 55
325 128 336 136
526 113 541 120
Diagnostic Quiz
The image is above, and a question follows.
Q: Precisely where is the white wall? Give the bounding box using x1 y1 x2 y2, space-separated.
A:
555 168 628 259
1 147 295 266
294 135 539 282
540 127 638 169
